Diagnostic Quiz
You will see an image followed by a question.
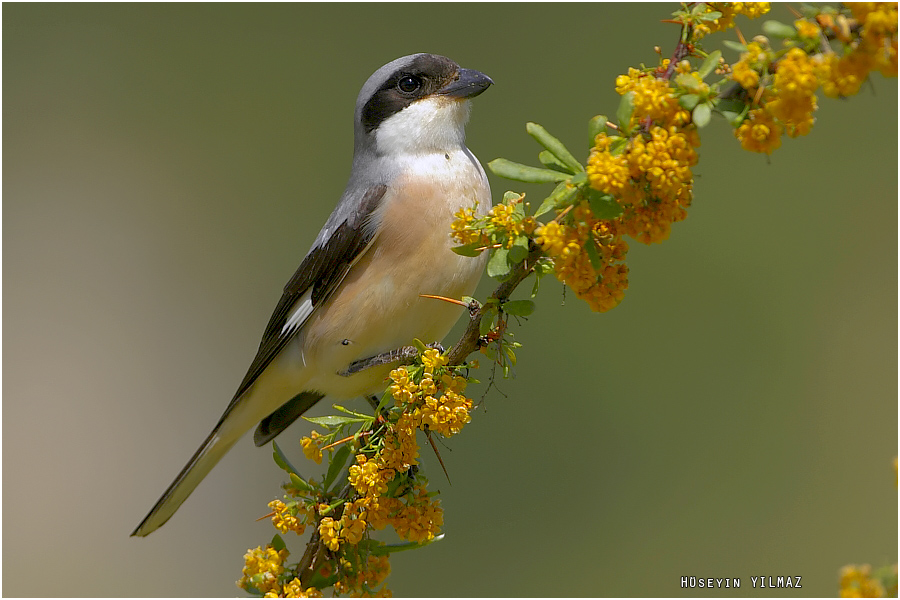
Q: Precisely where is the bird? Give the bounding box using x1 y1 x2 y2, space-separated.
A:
132 53 493 537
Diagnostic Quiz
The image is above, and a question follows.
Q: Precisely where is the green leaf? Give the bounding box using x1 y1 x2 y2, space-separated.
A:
535 183 576 217
487 158 569 183
289 472 314 492
526 122 584 174
487 246 511 278
609 136 628 156
412 338 428 353
538 150 572 174
504 346 517 367
479 305 497 335
616 92 635 130
324 444 351 492
588 114 608 147
584 238 604 271
370 534 445 555
502 190 523 203
722 40 748 53
302 415 363 427
692 102 712 128
508 234 530 264
451 242 484 257
698 50 721 79
503 300 535 316
763 19 797 38
679 93 701 110
675 73 702 92
270 533 286 552
272 440 300 476
583 188 623 220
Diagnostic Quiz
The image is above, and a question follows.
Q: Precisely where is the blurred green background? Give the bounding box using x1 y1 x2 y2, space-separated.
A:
4 3 896 597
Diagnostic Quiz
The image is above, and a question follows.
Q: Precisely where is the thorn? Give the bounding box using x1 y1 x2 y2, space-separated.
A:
425 430 451 485
321 430 370 452
419 294 469 307
736 25 747 46
257 511 276 522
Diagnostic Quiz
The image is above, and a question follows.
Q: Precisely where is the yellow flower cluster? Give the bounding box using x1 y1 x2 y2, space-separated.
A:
450 204 483 245
839 564 891 597
734 108 783 154
694 2 771 38
768 47 819 138
281 578 323 598
534 206 629 312
348 454 394 498
390 486 444 544
848 2 899 76
615 68 682 127
334 555 392 597
487 197 535 248
269 499 311 535
300 430 323 464
237 545 290 596
731 41 769 90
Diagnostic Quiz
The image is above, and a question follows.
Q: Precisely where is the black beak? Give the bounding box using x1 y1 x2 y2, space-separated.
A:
438 68 493 99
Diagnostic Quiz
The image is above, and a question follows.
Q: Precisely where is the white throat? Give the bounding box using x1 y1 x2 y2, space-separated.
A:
374 97 470 156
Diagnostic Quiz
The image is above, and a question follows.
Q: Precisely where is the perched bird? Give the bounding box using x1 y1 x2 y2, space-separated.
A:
132 53 493 536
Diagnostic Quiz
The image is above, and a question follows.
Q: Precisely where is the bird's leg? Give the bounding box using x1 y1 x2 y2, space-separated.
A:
337 343 445 377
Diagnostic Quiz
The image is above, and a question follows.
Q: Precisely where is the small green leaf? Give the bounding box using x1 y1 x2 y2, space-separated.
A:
271 533 286 552
569 171 588 186
583 188 623 220
675 73 702 92
303 415 362 427
324 444 351 492
679 93 701 110
370 534 445 555
722 40 748 53
272 440 300 476
487 246 511 278
698 50 722 79
692 102 712 128
488 158 570 183
535 183 577 217
289 472 314 492
508 235 530 264
504 346 517 367
763 19 797 38
584 238 603 271
412 338 428 353
502 190 523 203
451 242 484 257
616 92 635 130
503 300 535 316
588 114 608 147
696 9 722 20
526 122 584 174
479 306 497 335
538 150 572 174
609 136 628 156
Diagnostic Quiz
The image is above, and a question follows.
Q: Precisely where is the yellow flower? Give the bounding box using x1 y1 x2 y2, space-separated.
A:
839 564 886 597
237 545 289 595
817 50 875 98
388 366 418 405
615 68 681 126
587 138 631 197
318 517 340 551
768 47 818 137
282 578 323 598
269 499 309 535
795 18 822 40
391 487 444 544
420 348 448 371
735 108 783 154
300 430 323 464
450 203 482 245
348 454 394 497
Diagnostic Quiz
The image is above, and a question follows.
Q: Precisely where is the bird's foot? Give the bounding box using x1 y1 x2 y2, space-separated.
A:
337 342 445 377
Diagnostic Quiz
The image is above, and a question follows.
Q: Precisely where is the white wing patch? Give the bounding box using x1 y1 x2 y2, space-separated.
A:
281 289 314 336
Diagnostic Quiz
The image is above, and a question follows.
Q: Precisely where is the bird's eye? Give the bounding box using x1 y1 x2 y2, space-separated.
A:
397 75 422 94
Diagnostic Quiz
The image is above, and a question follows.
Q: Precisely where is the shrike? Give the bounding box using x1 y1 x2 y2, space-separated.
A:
132 53 492 537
